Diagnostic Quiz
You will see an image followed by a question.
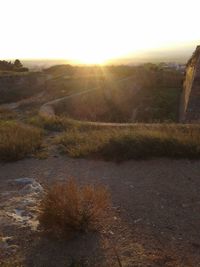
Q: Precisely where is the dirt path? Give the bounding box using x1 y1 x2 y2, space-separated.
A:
1 156 200 266
39 75 138 120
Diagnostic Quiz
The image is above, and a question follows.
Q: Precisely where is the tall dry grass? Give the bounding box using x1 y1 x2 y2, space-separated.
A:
0 107 17 120
27 115 80 132
0 121 43 161
58 124 200 160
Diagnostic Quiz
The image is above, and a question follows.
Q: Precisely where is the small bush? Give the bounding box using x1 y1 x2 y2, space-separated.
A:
38 179 110 236
0 121 43 161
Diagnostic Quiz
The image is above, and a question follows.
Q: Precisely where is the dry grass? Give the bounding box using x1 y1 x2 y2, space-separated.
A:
38 179 111 237
0 257 23 267
27 115 80 132
0 107 17 120
0 121 43 161
58 124 200 161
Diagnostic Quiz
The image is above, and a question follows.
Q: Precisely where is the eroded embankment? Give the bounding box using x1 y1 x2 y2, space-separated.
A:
180 45 200 122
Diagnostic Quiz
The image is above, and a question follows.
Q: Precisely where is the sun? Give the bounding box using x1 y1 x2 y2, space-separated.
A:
71 51 111 65
79 56 106 65
0 0 199 61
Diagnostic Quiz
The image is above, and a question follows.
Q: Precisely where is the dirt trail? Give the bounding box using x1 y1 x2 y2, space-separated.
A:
1 155 200 266
39 75 138 121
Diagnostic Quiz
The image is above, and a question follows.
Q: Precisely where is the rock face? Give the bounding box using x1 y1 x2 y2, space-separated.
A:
180 46 200 122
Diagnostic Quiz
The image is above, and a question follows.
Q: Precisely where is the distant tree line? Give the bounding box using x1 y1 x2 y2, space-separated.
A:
0 59 29 72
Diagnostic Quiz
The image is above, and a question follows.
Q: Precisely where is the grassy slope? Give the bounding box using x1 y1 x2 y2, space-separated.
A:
44 65 183 123
58 125 200 161
28 116 200 161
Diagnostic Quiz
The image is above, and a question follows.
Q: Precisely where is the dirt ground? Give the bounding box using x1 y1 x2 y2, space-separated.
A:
0 154 200 266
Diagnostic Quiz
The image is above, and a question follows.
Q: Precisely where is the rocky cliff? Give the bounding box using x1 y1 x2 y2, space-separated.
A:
180 46 200 122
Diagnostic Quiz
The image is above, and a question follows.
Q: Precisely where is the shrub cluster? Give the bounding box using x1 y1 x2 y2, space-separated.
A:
38 179 110 236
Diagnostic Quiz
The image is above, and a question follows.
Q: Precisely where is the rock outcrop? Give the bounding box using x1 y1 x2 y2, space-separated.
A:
1 177 43 231
180 46 200 122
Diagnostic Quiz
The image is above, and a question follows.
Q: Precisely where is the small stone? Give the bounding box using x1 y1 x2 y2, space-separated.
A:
108 230 114 235
134 218 142 224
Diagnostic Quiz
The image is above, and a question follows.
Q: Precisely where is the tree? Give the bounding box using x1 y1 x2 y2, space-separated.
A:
14 59 23 69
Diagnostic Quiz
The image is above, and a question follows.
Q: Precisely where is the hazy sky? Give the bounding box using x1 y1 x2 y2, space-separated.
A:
0 0 199 63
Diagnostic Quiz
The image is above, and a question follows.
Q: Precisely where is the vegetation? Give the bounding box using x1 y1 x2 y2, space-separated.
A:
0 64 186 161
39 179 110 236
0 108 17 120
0 63 183 122
49 65 183 123
57 123 200 161
26 114 200 161
0 72 43 104
0 59 28 72
133 86 181 122
27 115 80 131
0 121 43 161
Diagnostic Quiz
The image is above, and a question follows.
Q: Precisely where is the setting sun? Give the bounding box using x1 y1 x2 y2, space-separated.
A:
0 0 199 63
71 50 113 65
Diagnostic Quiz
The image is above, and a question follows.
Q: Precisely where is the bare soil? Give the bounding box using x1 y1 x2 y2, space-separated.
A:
0 154 200 266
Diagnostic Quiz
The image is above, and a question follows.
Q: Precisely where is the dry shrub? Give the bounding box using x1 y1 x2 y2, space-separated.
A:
38 179 111 237
0 121 43 161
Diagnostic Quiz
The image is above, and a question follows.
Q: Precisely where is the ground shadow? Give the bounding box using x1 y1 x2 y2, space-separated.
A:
25 232 107 267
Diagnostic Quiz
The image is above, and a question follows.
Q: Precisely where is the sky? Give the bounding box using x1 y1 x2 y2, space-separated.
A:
0 0 200 64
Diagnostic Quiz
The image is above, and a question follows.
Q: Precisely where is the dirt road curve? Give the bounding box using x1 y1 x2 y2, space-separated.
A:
39 75 137 119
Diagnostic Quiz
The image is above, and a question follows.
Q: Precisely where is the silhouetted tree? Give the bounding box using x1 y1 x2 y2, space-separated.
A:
14 59 23 69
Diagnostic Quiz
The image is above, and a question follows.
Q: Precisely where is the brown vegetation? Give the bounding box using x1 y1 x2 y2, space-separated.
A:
0 121 43 161
0 107 17 120
58 124 200 161
38 179 111 237
27 115 78 132
45 64 183 123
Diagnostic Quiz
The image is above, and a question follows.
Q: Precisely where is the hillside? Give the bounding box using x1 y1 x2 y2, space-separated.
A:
0 62 200 267
42 64 183 123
